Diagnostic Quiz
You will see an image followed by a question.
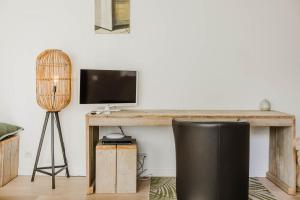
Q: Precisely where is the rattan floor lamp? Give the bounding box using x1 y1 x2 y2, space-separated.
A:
31 49 72 189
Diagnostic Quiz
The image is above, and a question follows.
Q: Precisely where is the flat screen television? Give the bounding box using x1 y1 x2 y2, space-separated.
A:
80 69 138 106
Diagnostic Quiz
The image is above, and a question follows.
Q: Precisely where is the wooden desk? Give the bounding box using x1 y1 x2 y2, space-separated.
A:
86 110 297 195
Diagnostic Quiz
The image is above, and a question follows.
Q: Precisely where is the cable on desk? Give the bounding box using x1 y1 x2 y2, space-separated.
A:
118 126 125 136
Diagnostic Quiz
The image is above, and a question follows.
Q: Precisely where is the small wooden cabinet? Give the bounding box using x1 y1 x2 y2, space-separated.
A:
95 141 137 194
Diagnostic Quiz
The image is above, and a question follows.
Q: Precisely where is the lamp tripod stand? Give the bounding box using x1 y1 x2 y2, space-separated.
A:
31 112 70 189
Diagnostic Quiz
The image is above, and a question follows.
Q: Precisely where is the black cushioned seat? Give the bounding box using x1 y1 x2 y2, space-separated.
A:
172 120 250 200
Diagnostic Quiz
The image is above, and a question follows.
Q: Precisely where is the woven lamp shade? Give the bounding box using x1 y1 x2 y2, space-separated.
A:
36 49 72 112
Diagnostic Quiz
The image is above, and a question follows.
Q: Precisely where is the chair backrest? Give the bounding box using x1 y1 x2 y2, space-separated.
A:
172 120 250 200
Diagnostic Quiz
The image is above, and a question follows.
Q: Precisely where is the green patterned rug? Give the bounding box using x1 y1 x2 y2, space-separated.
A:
149 177 277 200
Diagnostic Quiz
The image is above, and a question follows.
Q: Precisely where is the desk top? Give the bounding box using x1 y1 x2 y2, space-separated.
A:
86 110 295 127
87 109 294 118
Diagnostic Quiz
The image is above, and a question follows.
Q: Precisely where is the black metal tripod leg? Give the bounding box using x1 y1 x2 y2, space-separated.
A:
54 112 70 178
31 112 50 182
51 113 55 189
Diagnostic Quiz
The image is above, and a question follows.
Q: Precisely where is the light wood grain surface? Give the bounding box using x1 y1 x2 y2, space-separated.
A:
0 176 149 200
0 135 19 187
117 143 137 193
87 110 294 118
268 125 297 194
95 144 116 193
87 110 295 127
0 176 300 200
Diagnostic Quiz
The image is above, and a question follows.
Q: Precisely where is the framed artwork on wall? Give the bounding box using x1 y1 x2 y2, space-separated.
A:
95 0 130 34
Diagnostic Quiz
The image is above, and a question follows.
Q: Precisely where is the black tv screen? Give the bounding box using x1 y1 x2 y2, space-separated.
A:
80 69 137 104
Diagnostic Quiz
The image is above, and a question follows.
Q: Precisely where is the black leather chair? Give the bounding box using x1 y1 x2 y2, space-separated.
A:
172 120 250 200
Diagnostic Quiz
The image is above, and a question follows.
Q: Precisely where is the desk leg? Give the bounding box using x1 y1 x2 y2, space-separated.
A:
267 126 296 195
86 125 99 194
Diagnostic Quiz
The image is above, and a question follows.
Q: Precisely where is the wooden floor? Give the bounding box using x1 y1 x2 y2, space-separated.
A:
0 176 299 200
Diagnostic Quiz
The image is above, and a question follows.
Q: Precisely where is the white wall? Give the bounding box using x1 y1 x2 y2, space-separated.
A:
1 0 300 177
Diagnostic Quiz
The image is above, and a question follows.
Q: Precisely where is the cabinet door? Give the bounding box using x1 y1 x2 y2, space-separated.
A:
117 144 137 193
95 145 116 193
95 0 113 30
